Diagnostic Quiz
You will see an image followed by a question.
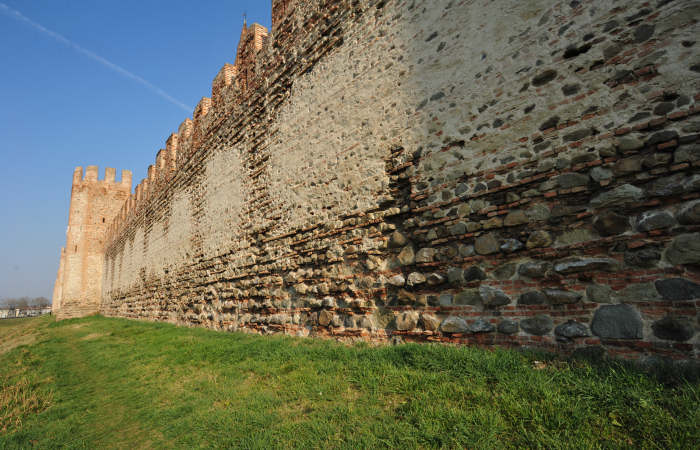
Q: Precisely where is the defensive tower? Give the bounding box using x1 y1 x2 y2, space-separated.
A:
52 166 132 318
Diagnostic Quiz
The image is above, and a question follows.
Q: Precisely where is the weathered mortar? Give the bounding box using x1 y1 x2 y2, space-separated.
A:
56 0 700 360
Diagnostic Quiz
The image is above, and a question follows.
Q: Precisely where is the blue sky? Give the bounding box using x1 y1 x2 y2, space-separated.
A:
0 1 271 299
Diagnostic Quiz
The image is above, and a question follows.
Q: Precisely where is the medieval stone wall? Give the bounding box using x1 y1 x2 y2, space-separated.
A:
96 0 699 360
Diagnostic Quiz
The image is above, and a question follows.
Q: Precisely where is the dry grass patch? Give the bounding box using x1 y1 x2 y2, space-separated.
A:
80 332 109 341
0 377 51 434
0 334 36 356
0 318 47 355
0 349 52 435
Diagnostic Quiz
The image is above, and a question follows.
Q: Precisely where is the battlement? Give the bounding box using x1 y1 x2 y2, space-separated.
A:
194 97 212 120
103 17 276 248
72 166 133 188
212 64 237 107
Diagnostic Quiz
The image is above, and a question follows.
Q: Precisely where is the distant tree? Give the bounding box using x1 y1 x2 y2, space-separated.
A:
32 297 51 307
0 297 50 309
2 298 18 308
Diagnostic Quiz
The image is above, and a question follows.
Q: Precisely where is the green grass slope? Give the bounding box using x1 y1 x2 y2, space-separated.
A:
0 315 697 449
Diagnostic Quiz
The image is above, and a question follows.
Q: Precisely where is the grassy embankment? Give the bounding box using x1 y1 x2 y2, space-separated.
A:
0 315 697 448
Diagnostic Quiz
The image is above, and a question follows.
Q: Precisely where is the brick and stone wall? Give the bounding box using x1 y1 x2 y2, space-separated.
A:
87 0 700 360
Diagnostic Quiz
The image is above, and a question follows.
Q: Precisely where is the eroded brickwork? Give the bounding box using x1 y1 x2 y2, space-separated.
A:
57 0 700 360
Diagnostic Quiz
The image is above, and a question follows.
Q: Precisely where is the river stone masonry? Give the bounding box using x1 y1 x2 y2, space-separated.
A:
52 0 700 361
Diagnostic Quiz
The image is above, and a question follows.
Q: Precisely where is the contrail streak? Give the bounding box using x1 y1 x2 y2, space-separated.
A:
0 2 192 113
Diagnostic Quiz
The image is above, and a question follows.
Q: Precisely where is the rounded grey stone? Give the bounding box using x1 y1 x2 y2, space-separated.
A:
500 239 524 253
647 173 686 197
318 309 334 326
396 289 416 305
518 261 549 278
493 262 517 280
395 311 419 331
590 166 613 182
654 278 700 301
591 304 643 339
652 316 695 341
616 136 643 152
397 245 415 266
454 289 481 306
415 247 437 263
479 286 511 307
457 204 471 217
463 266 487 282
590 184 643 208
665 233 700 265
518 291 547 305
674 144 700 164
593 211 630 236
447 267 464 284
406 272 426 287
683 174 700 192
586 284 614 303
504 210 528 226
646 130 678 146
542 288 582 304
520 315 554 336
613 155 644 175
388 274 406 287
497 319 519 334
458 244 475 257
438 294 453 306
525 203 551 221
677 199 700 225
331 315 344 328
475 233 500 255
526 230 552 249
557 172 589 188
455 183 469 196
636 210 675 231
624 247 661 268
615 282 660 302
440 316 469 333
388 231 408 248
469 319 495 333
554 257 619 274
450 222 468 236
555 320 590 338
426 273 445 286
421 313 441 332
